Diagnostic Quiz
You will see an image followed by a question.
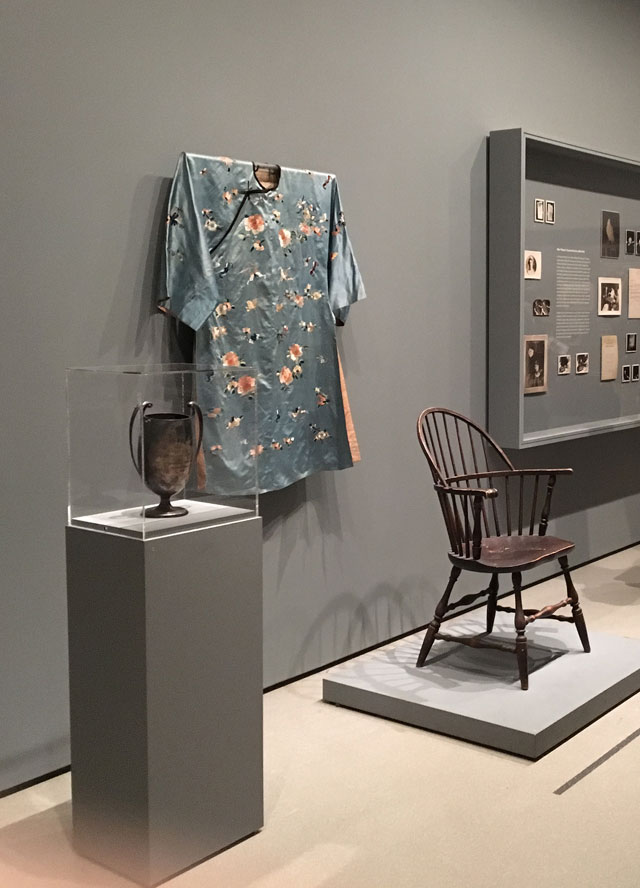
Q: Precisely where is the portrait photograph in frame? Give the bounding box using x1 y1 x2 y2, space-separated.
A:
601 210 620 258
622 364 631 383
576 352 590 375
626 332 637 353
534 198 545 223
598 277 622 316
533 298 550 317
557 354 571 375
633 364 640 381
545 200 555 224
626 230 636 255
523 334 547 393
524 250 542 280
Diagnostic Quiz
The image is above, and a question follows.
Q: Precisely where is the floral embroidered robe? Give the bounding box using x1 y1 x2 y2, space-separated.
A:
162 153 366 494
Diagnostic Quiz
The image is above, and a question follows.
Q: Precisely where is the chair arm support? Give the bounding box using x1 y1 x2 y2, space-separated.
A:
437 485 497 559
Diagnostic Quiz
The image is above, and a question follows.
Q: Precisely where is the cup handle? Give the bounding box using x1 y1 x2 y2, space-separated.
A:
129 401 153 476
189 401 204 459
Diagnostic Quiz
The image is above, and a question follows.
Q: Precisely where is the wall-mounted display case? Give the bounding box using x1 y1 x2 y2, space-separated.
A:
66 364 259 538
488 128 640 449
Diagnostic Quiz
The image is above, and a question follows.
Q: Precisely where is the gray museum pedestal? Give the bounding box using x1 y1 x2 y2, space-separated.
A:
66 517 263 887
323 614 640 759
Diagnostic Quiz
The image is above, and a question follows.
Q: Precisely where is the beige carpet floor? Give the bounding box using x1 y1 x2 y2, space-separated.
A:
2 544 640 887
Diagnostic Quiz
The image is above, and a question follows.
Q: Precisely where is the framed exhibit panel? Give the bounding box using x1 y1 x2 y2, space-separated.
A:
488 128 640 448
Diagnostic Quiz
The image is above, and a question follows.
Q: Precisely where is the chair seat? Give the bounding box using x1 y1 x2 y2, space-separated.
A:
450 534 575 573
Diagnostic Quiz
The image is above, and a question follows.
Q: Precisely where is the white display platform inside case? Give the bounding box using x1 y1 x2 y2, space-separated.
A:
72 499 252 538
323 613 640 759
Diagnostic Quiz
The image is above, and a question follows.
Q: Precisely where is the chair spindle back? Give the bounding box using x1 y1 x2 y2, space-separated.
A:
418 408 558 558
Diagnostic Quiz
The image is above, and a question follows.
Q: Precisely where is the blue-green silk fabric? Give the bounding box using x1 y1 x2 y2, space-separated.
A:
163 153 366 494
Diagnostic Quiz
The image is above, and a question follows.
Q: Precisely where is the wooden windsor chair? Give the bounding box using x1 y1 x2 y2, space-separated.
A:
416 407 590 690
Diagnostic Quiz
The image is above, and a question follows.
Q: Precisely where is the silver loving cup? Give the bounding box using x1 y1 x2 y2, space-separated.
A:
129 401 203 518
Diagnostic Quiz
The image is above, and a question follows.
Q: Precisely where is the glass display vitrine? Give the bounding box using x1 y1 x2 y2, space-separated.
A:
67 364 258 538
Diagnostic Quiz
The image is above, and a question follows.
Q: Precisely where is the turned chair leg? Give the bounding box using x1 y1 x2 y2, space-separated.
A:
558 555 591 653
416 566 461 667
513 571 529 690
485 573 499 634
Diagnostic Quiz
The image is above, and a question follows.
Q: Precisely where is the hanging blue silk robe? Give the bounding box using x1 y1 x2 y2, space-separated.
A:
162 152 366 494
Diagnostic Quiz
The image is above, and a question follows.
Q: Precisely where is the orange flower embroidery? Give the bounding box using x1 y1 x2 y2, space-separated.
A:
250 444 264 458
278 366 293 386
293 294 305 308
222 351 241 366
299 223 311 236
278 228 292 248
330 251 338 261
215 301 233 317
237 375 256 396
207 407 222 418
245 213 265 234
288 343 303 362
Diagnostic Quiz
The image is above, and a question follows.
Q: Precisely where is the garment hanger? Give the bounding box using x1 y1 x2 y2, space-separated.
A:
253 162 280 190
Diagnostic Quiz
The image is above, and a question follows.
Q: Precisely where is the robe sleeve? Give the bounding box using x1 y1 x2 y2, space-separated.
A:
327 178 366 326
162 153 221 331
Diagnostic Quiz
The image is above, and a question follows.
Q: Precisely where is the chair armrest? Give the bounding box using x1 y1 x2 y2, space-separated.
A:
443 485 499 499
447 468 570 538
447 468 572 483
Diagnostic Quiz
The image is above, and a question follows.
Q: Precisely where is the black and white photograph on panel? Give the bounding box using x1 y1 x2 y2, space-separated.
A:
633 364 640 381
626 332 637 353
622 364 631 383
576 352 590 375
524 250 542 280
545 200 555 224
598 277 622 315
535 198 545 223
626 230 636 255
557 354 571 375
533 299 550 317
523 334 547 393
636 231 640 256
601 211 620 258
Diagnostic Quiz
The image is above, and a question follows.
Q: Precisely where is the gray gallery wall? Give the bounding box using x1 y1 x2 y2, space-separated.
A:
3 0 640 791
